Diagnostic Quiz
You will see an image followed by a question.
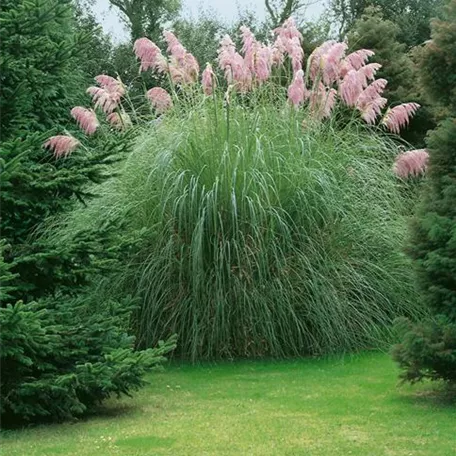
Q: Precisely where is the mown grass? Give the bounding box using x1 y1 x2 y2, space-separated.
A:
2 352 455 455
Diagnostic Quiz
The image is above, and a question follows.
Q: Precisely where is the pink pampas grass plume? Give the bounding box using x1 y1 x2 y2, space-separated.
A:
255 45 273 81
163 31 186 61
87 74 125 114
217 34 252 91
382 102 420 134
94 75 125 96
339 70 364 107
240 25 256 72
146 87 173 113
218 34 236 79
202 63 216 95
309 84 337 119
309 40 337 81
287 69 307 107
358 96 387 124
86 86 120 114
341 49 375 76
355 78 388 123
393 149 429 178
273 18 303 73
163 30 199 83
272 35 286 66
70 107 99 135
356 79 388 107
43 135 80 158
133 38 162 72
273 17 303 42
106 111 132 130
358 63 382 82
183 53 199 82
287 36 304 74
321 42 348 85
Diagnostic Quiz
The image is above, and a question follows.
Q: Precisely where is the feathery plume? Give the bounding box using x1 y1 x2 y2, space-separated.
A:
106 111 132 130
355 79 388 123
240 25 256 72
343 49 375 72
255 45 273 81
382 103 420 134
308 40 336 81
273 17 304 73
339 70 364 107
272 35 286 66
202 63 216 95
87 86 120 114
133 38 162 72
163 30 199 83
163 31 186 61
309 84 337 119
183 53 199 82
357 63 382 86
287 69 308 107
218 34 252 91
356 78 387 108
95 74 126 97
43 135 80 158
321 42 348 85
70 107 99 135
393 149 429 178
146 87 173 113
359 96 387 124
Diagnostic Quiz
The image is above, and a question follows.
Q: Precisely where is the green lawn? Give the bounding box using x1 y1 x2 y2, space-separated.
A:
1 352 455 456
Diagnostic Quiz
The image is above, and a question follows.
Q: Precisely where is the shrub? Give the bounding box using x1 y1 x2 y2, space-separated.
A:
0 0 131 303
73 109 422 360
347 6 435 147
0 296 176 425
43 19 428 360
392 0 456 384
0 0 177 425
48 18 425 361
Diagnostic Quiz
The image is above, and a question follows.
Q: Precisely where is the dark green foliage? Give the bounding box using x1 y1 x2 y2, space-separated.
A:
417 11 456 117
73 1 115 78
347 6 435 146
0 0 175 425
1 131 133 303
0 297 177 425
393 316 456 383
348 7 413 101
0 0 88 138
0 0 135 303
107 0 181 41
393 0 456 384
0 242 19 304
331 0 444 46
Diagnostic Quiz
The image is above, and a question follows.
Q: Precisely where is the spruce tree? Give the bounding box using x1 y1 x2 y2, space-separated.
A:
0 1 176 424
0 0 128 302
392 0 456 384
347 6 435 146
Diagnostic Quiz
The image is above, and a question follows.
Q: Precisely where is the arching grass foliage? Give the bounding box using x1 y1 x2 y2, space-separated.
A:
53 94 422 360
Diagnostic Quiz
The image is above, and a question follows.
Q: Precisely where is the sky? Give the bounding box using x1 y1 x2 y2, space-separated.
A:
92 0 327 42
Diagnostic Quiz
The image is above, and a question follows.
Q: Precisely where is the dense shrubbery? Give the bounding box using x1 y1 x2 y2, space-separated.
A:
392 0 456 384
1 0 444 426
0 0 175 426
62 109 420 360
46 19 427 361
0 296 177 424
